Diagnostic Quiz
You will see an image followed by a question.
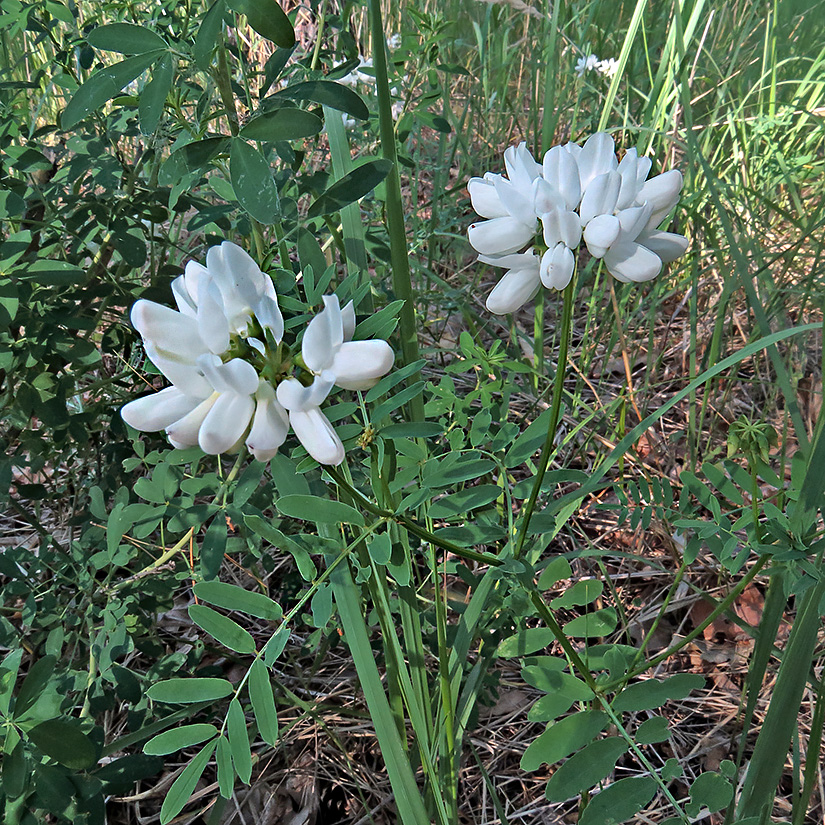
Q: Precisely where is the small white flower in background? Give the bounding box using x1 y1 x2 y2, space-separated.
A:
467 132 687 314
121 243 394 465
575 52 600 77
597 58 619 78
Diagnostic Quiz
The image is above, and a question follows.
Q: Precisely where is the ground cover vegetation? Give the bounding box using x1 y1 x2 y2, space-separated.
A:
0 0 824 822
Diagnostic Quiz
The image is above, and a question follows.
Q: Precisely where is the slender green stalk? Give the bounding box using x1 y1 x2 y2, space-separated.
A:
368 0 424 421
329 560 432 825
737 574 825 820
514 279 575 557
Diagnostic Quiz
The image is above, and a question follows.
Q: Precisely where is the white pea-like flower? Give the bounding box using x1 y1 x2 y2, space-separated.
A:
122 244 394 466
469 131 688 312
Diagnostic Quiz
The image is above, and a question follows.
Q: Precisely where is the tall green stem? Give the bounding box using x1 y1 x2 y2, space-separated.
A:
368 0 424 422
515 280 575 557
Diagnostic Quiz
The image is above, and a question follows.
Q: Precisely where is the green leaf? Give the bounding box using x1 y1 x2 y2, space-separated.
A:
147 678 234 704
267 80 369 120
18 260 84 285
686 772 733 816
244 516 316 580
162 136 230 184
240 107 322 142
248 659 279 746
14 654 56 717
0 650 24 715
3 740 27 798
551 579 603 608
578 776 658 825
28 720 97 770
0 281 20 330
524 672 594 721
381 422 444 439
429 485 501 519
189 604 256 654
230 138 279 224
365 358 426 402
194 581 282 621
371 380 427 422
62 50 165 130
94 754 164 791
139 53 174 134
544 738 629 802
353 299 405 340
225 0 295 47
521 710 609 771
563 608 617 638
160 740 217 824
423 457 497 488
537 557 572 589
34 763 75 818
496 628 556 658
307 159 393 218
636 716 670 744
216 735 234 798
276 494 364 526
226 698 252 784
200 517 227 580
144 723 217 756
194 0 225 70
613 673 705 712
86 23 168 53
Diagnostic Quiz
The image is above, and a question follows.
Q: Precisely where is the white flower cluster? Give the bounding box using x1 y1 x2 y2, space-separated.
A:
121 242 394 466
467 132 688 314
575 53 619 78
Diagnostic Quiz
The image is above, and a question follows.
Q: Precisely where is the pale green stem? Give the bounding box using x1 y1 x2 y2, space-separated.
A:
368 0 424 421
514 279 575 558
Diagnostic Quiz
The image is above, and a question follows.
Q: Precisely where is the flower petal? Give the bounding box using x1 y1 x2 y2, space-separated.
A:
578 132 617 191
341 301 356 342
303 294 344 373
503 142 542 192
542 145 581 211
331 340 394 390
494 177 535 226
198 391 255 454
131 300 207 362
638 230 688 263
197 279 231 355
541 207 582 249
121 386 202 432
143 343 213 397
245 381 289 461
532 178 565 215
166 393 218 448
583 213 621 258
616 148 650 210
579 170 621 224
171 274 197 318
197 354 259 396
635 169 683 226
253 295 284 344
290 408 345 465
468 217 535 255
540 244 575 290
478 250 539 270
604 241 662 283
468 176 508 219
276 373 335 412
485 259 541 314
